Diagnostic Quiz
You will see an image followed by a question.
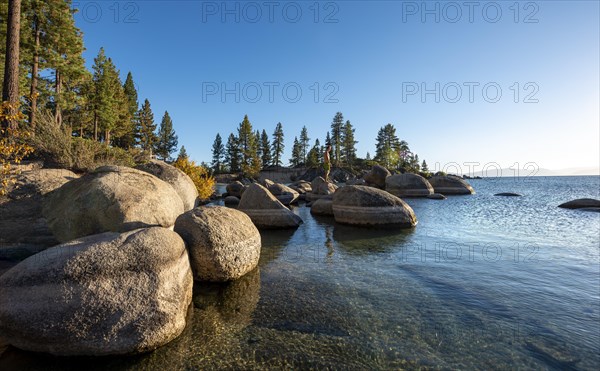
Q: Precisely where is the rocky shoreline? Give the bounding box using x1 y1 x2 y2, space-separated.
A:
0 161 597 358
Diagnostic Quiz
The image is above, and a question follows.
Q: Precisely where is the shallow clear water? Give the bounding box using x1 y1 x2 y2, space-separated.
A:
1 176 599 370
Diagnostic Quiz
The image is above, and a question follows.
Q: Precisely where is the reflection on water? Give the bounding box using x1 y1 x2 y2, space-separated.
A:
0 177 598 369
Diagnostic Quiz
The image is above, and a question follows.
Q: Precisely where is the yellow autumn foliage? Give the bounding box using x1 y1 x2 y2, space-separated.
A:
173 156 215 201
1 102 34 196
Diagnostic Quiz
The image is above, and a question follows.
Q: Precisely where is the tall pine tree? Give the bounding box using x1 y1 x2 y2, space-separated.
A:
237 115 260 177
271 122 285 166
155 111 178 161
330 112 344 166
211 133 225 173
341 120 357 166
138 98 157 153
289 136 302 167
299 125 310 165
225 133 240 173
260 129 271 168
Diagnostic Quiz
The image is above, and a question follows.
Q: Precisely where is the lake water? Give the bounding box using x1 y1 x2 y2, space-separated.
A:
1 176 598 370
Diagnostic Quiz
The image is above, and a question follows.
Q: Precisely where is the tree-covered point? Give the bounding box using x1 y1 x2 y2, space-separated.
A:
211 113 428 178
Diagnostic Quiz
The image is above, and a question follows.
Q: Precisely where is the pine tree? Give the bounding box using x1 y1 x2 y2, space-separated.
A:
177 145 189 161
114 71 139 148
90 48 129 144
306 138 320 168
211 133 225 173
330 112 344 166
225 133 240 173
260 129 271 168
138 98 157 153
299 125 310 165
324 131 331 147
366 152 372 161
237 115 261 177
374 123 403 169
1 0 21 130
254 129 262 167
271 122 285 166
421 160 429 173
341 120 357 166
155 111 178 161
289 136 302 167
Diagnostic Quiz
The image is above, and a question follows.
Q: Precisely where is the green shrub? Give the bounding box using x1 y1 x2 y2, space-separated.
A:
28 109 136 172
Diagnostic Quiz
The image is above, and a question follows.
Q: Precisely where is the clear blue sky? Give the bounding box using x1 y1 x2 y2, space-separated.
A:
73 1 599 173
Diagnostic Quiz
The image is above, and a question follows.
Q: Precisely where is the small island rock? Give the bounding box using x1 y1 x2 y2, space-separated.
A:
428 175 475 195
385 173 434 197
558 198 600 209
332 185 417 228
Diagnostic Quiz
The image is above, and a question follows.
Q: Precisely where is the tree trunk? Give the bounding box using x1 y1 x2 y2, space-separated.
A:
93 113 98 141
105 130 110 145
2 0 22 131
54 70 62 125
29 14 40 129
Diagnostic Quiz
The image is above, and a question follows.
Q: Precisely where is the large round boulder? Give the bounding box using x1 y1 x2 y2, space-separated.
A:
310 197 334 216
332 185 417 228
42 166 184 243
306 176 338 202
364 165 391 188
385 173 434 197
226 181 245 198
174 206 261 282
0 227 193 356
136 160 198 211
238 183 303 229
1 169 79 254
268 183 300 206
428 175 475 195
223 195 240 207
558 198 600 210
290 180 312 194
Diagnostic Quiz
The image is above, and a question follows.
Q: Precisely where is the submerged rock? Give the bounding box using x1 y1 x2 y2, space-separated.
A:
174 206 261 282
0 227 193 356
428 175 475 195
494 192 522 197
136 160 198 211
385 173 434 197
238 183 303 229
364 165 391 188
427 193 447 200
332 186 417 228
42 166 184 243
558 198 600 209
